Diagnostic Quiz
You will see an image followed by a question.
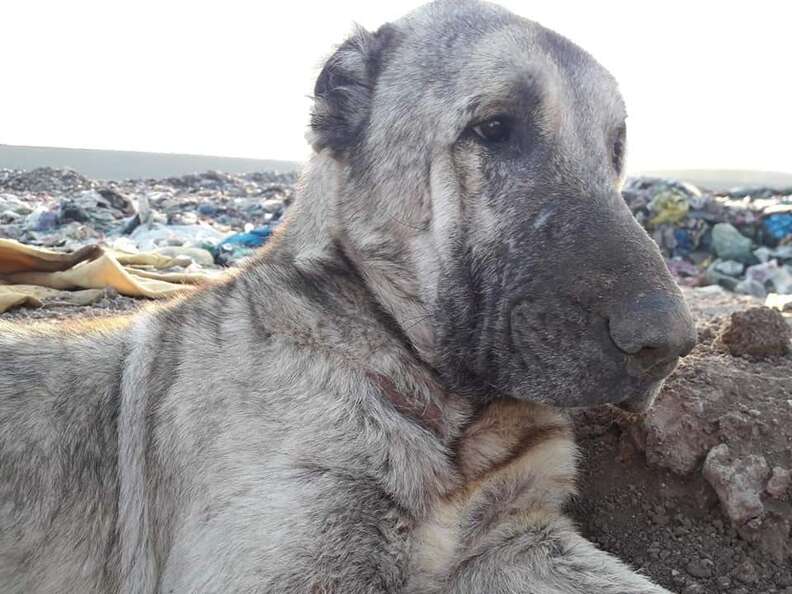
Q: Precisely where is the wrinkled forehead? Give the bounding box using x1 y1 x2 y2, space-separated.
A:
382 2 625 141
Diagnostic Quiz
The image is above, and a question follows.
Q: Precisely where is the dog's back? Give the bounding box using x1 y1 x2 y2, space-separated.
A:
0 318 129 592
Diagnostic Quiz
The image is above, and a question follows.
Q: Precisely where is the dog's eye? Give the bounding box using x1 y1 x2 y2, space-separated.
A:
472 117 511 143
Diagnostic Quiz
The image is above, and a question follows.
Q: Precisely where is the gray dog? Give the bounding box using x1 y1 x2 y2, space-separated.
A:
0 1 695 592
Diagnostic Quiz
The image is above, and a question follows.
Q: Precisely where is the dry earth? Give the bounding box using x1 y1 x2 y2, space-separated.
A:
573 287 792 593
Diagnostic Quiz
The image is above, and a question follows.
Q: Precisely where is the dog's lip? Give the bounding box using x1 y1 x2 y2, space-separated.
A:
613 380 664 414
624 354 679 382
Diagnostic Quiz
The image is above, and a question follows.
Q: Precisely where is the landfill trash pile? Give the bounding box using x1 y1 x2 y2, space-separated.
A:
0 167 296 312
1 168 792 315
623 177 792 301
0 167 296 267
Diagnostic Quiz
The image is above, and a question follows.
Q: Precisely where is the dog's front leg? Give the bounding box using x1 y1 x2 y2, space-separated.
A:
407 399 673 593
444 512 672 594
410 495 673 594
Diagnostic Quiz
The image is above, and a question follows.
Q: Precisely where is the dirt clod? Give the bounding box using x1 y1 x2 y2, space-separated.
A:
702 444 769 525
718 305 791 357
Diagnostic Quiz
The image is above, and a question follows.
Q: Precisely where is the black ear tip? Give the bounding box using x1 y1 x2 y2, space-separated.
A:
310 23 401 153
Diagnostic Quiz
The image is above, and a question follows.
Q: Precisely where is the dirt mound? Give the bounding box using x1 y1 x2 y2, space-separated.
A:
573 288 792 593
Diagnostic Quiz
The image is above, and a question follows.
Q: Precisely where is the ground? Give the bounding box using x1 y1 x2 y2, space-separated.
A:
573 287 792 593
4 286 792 593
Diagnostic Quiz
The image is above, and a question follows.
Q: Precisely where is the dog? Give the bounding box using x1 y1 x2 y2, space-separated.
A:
0 1 694 591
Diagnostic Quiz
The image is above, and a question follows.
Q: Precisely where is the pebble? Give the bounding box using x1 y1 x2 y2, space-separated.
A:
686 557 714 579
716 575 731 589
766 467 791 499
733 558 759 585
703 444 769 525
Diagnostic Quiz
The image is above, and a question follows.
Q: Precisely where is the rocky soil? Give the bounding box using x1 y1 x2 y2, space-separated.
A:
572 287 792 593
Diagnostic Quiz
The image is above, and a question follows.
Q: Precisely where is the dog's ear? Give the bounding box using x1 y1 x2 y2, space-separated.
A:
309 24 399 155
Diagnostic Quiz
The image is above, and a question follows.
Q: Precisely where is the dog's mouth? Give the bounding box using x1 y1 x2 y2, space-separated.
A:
613 349 679 413
613 379 666 414
623 349 680 381
506 299 679 410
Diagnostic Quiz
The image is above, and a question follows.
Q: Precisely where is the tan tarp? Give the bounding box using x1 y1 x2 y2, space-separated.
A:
0 285 106 313
0 240 103 275
0 239 221 314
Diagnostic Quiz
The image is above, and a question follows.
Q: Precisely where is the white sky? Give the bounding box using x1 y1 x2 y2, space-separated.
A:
2 1 790 173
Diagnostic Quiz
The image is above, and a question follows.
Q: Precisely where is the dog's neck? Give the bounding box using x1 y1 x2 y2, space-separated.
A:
270 153 436 365
244 153 473 444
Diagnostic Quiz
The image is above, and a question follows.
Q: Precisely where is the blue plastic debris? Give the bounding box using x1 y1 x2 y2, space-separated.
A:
197 203 218 216
764 213 792 241
673 228 695 255
220 226 272 248
213 226 273 266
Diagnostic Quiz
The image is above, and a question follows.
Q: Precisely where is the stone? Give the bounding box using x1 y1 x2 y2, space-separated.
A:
642 389 716 475
754 511 791 561
777 570 792 587
767 467 791 499
685 557 714 579
703 444 769 525
261 198 285 214
733 558 759 585
716 575 731 589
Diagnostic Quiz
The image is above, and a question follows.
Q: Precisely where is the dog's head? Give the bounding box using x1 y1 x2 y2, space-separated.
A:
309 0 696 411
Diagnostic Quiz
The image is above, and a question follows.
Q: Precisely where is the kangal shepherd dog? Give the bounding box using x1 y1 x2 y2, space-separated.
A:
0 1 696 592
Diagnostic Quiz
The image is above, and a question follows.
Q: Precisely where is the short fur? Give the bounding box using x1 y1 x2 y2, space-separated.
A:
1 1 693 591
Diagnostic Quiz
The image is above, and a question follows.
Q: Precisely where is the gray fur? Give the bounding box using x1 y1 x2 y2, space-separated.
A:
0 1 691 591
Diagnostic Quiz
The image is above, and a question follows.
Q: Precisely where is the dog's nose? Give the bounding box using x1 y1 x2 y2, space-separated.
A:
609 292 697 375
